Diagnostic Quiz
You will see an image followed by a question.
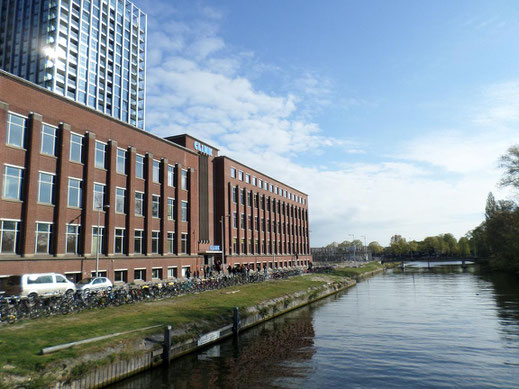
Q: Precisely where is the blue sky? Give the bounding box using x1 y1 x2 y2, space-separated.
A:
134 0 519 246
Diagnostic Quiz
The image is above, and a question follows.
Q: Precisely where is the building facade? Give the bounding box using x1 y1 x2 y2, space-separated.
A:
0 0 146 128
0 70 311 283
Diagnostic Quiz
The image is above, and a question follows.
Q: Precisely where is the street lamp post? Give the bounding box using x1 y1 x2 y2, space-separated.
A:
96 204 109 278
349 233 356 261
220 214 231 271
360 235 367 261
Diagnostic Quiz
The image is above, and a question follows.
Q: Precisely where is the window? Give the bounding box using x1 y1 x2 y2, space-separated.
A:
0 220 20 254
230 167 236 178
240 238 245 253
181 201 188 222
240 189 245 205
255 239 260 253
41 124 57 156
238 170 243 181
70 133 84 163
3 165 23 200
167 198 175 220
240 214 245 229
38 172 55 205
232 186 237 203
152 195 160 218
152 160 160 183
35 222 52 254
91 226 105 254
93 183 105 209
116 148 126 174
233 212 237 228
248 239 253 252
248 191 252 206
6 113 26 148
181 233 188 253
66 225 80 254
114 228 125 254
264 182 268 190
167 165 175 186
134 230 144 254
181 169 188 190
232 237 237 253
248 215 252 230
134 269 146 281
152 231 160 254
115 187 126 213
245 174 250 184
167 232 175 253
114 270 128 282
252 177 257 186
135 154 144 178
68 178 82 208
95 141 106 168
168 267 177 278
258 179 262 188
135 191 144 216
152 268 162 279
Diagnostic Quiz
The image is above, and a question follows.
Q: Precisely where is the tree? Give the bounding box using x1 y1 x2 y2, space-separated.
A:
441 233 458 256
390 235 409 257
368 241 384 255
499 145 519 190
458 237 471 257
485 192 498 220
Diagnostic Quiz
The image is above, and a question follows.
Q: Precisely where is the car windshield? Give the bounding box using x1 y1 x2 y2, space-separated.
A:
77 278 93 285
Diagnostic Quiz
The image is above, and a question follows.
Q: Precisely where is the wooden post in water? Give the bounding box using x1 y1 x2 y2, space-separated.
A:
163 325 172 367
232 307 241 337
462 260 467 269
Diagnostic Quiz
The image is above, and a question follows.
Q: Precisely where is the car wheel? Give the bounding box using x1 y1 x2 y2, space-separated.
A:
65 289 74 297
107 286 112 292
28 292 38 301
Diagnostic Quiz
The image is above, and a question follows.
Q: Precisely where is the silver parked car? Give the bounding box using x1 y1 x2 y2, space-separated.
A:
76 277 113 293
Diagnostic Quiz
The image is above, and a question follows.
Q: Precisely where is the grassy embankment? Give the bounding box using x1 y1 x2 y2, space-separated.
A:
0 262 385 386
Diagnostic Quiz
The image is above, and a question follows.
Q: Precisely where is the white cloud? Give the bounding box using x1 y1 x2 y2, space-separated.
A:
143 3 519 248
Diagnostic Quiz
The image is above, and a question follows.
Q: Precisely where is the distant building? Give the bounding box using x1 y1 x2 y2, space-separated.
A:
0 0 146 128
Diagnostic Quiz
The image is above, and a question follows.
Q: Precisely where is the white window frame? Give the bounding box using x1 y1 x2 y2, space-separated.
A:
135 154 145 179
65 224 80 255
152 194 160 218
115 187 126 214
93 182 106 210
134 191 144 216
40 123 57 156
152 159 160 183
114 228 125 254
35 222 53 254
95 140 107 169
6 112 26 149
69 132 84 163
116 148 127 174
134 229 144 254
167 165 175 187
67 177 82 208
37 172 55 205
2 164 24 201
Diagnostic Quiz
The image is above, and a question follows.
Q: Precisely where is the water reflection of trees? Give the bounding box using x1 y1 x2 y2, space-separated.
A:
481 272 519 333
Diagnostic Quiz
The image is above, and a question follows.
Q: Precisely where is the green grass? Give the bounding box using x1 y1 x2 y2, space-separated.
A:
331 262 384 278
0 276 327 379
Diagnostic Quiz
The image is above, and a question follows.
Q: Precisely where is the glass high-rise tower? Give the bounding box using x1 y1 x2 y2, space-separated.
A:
0 0 146 129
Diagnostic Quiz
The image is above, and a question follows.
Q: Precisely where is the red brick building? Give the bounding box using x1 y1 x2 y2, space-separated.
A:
0 70 311 283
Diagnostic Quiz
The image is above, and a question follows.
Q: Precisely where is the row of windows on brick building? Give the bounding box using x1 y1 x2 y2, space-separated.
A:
5 112 190 186
0 220 190 256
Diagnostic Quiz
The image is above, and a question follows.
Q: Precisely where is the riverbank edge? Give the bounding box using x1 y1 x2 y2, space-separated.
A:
32 264 388 389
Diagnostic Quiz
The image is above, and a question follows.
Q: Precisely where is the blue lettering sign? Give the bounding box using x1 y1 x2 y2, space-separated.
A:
210 245 220 251
194 141 213 156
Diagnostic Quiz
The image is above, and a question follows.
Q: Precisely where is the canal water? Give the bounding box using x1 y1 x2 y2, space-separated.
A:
109 263 519 388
